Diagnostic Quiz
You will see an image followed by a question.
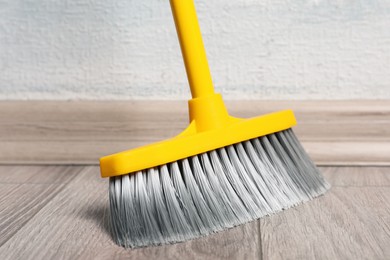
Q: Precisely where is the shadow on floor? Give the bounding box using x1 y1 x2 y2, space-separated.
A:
79 203 112 239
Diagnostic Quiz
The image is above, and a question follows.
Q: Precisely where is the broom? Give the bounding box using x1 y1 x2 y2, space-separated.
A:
100 0 330 248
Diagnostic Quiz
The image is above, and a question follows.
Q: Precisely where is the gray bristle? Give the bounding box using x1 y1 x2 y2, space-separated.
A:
109 128 331 248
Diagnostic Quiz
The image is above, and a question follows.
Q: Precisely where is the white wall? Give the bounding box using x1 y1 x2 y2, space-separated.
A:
0 0 389 100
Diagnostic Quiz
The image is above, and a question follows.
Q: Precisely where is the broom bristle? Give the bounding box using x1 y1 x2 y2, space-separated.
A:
109 128 330 248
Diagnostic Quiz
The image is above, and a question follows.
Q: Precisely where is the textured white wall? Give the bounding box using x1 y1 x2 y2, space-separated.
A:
0 0 389 100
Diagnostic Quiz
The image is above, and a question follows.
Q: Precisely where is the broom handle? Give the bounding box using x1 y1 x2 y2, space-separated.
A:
170 0 215 99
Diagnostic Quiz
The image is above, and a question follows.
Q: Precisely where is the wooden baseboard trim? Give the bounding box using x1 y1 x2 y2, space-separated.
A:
1 100 389 166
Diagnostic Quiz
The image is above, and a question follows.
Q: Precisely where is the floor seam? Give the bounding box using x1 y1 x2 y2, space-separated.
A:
0 166 87 248
258 220 263 260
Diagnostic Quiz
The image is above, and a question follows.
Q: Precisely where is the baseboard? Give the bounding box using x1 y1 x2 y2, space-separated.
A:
1 100 389 166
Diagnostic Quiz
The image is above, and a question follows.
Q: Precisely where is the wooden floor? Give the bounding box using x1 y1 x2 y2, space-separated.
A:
0 166 389 260
1 100 389 259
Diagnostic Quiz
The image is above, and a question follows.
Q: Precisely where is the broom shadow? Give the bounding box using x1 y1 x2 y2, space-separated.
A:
79 204 112 238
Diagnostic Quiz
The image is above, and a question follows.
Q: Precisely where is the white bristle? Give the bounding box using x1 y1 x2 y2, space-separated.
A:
109 128 331 248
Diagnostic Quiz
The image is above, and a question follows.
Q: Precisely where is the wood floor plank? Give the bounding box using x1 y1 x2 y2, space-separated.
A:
1 166 390 259
0 166 82 246
0 166 261 260
0 165 83 184
260 187 390 259
322 166 390 187
1 100 389 165
0 184 64 246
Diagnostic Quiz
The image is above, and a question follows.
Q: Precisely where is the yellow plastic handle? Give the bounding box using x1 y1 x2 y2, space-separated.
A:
99 0 299 178
170 0 215 99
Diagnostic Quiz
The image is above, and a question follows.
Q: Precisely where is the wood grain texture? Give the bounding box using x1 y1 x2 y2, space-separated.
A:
261 167 390 260
0 166 389 259
0 166 81 247
0 165 83 184
0 166 260 260
1 100 389 165
260 187 390 260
